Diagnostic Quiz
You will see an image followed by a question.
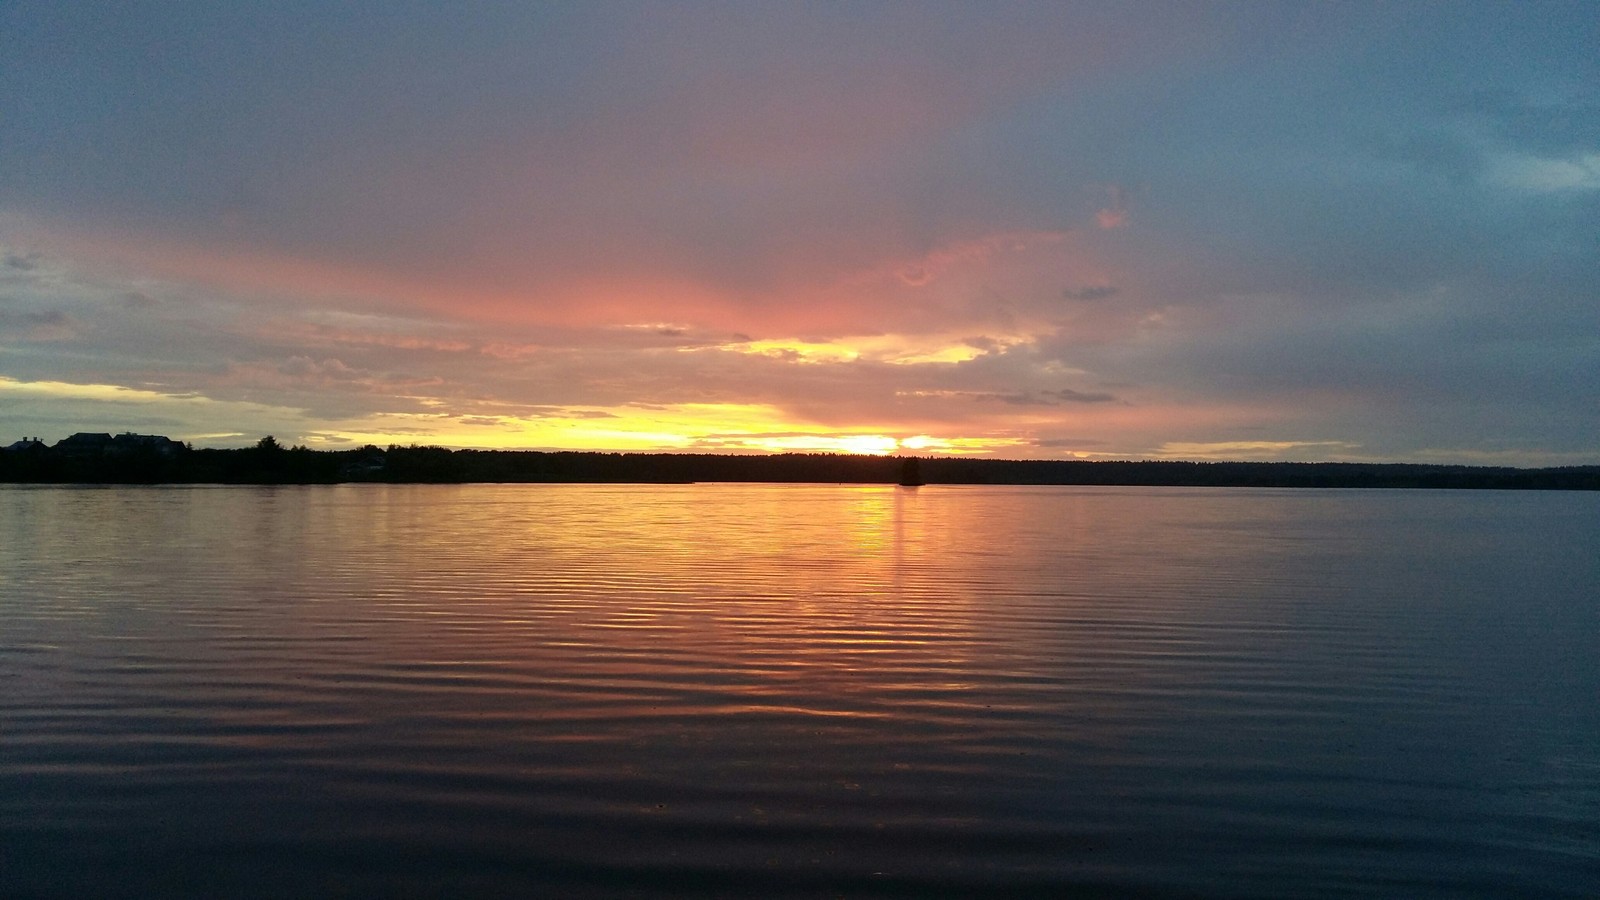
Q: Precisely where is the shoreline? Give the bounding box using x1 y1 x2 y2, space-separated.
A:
4 445 1597 490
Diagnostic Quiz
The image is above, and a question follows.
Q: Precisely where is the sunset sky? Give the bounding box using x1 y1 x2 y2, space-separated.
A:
2 2 1596 462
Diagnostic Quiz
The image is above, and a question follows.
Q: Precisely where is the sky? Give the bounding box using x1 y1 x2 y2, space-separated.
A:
2 1 1597 463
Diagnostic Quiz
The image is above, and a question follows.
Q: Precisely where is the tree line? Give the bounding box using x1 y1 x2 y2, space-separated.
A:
2 436 1596 489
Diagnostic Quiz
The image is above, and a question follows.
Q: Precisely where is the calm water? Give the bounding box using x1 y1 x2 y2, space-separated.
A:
2 484 1597 898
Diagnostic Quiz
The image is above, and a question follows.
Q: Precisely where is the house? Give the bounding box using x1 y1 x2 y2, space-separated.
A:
339 450 387 479
110 432 184 457
4 437 48 454
52 432 185 458
53 432 115 458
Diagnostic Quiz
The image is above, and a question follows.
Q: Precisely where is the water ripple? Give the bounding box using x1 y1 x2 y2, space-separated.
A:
3 484 1598 898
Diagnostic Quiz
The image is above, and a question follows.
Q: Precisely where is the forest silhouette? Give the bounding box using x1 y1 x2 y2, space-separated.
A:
3 435 1596 490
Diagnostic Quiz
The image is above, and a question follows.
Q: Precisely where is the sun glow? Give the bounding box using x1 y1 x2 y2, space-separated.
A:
306 402 1022 456
709 331 1030 367
1 375 1025 457
735 433 901 455
369 397 1035 455
711 339 860 364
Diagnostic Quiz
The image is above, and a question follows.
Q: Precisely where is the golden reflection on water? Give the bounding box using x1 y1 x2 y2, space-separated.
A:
273 483 1077 730
0 484 1228 719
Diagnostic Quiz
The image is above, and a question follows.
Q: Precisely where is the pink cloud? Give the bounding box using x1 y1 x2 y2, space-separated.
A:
892 230 1071 287
1096 185 1130 230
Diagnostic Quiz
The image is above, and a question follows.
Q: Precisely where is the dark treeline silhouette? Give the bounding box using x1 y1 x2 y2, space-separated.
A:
3 435 1598 489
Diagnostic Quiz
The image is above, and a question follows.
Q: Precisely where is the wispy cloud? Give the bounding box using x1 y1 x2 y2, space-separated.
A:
1155 441 1361 460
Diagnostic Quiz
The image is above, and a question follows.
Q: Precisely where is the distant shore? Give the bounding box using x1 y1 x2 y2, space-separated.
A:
3 437 1596 490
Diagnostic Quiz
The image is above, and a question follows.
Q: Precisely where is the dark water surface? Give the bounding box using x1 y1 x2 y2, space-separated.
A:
3 484 1597 898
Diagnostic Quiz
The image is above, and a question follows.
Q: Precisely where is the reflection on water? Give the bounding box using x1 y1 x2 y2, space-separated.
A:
2 484 1598 898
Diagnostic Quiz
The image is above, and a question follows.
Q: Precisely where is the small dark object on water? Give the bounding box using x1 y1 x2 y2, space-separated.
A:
899 457 925 487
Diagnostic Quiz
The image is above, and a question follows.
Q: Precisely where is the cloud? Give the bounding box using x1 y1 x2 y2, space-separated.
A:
278 355 361 382
0 375 306 438
1095 185 1130 229
0 308 75 340
1460 92 1600 159
0 309 68 327
1155 440 1360 460
1034 437 1109 448
1062 285 1119 301
1487 151 1600 193
264 318 475 353
895 386 1118 407
1 5 1596 464
990 388 1118 406
892 230 1070 287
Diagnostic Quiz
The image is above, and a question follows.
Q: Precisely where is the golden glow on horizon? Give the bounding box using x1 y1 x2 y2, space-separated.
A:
709 332 1029 367
0 376 1035 459
308 402 1026 456
744 434 900 455
0 374 1016 454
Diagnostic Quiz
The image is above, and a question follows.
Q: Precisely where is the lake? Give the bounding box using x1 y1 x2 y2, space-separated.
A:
2 483 1597 898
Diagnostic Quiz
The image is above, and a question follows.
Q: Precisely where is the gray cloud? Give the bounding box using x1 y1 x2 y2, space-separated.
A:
0 307 74 340
989 388 1118 406
1062 285 1119 302
0 309 67 326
